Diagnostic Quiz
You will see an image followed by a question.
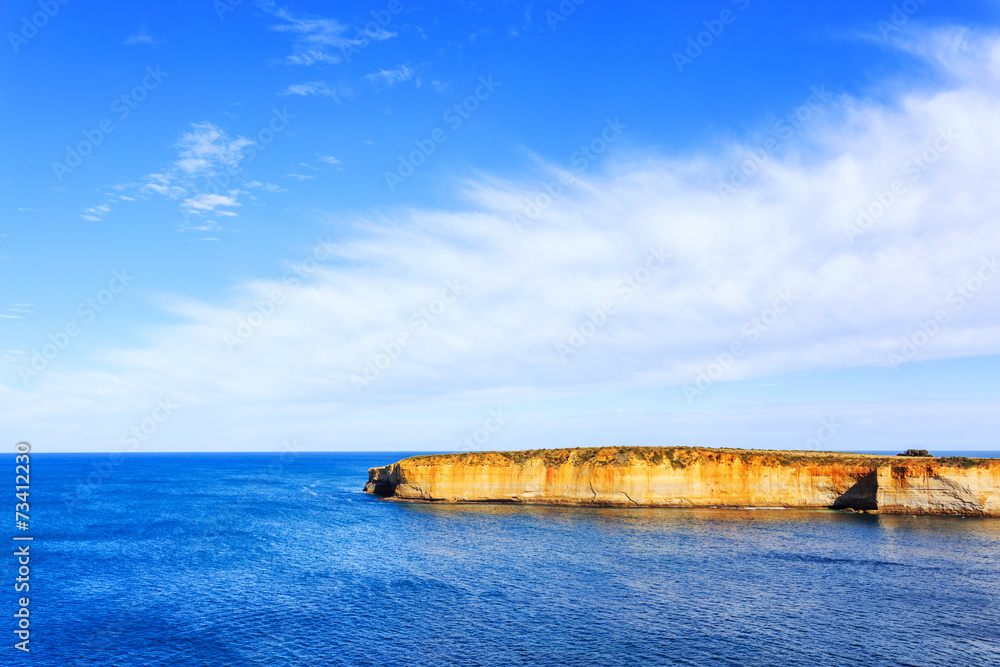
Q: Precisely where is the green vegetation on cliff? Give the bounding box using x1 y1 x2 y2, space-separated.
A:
402 446 995 470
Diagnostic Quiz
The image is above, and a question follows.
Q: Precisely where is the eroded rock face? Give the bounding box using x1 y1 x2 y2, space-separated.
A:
363 463 400 497
364 447 1000 516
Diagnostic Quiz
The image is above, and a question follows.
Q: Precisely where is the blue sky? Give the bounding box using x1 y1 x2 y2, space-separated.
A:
3 0 1000 452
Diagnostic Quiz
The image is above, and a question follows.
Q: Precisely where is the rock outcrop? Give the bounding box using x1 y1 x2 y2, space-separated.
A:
364 447 1000 516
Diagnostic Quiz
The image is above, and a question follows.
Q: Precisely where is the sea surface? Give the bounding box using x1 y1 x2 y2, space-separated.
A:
13 452 1000 666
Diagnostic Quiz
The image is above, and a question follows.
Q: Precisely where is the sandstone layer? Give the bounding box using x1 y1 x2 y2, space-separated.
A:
364 447 1000 516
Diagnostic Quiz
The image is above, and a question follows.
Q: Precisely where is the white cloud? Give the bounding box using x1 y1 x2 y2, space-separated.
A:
282 81 352 102
317 155 341 165
81 204 112 221
84 122 278 230
364 65 414 88
9 26 1000 452
174 122 254 176
182 193 241 213
265 5 394 66
124 22 158 46
178 219 223 233
246 181 287 192
469 29 491 43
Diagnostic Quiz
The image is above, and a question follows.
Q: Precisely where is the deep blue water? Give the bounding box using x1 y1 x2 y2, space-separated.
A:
9 452 1000 666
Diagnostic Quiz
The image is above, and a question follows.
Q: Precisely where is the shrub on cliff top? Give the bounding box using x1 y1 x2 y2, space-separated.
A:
936 456 981 469
402 446 993 470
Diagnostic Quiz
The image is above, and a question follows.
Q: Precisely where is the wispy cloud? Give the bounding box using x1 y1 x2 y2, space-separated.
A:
174 122 254 176
469 28 492 43
178 219 223 233
14 26 1000 452
265 4 394 66
182 192 241 214
125 22 159 46
82 121 276 228
282 81 352 102
81 204 112 221
364 65 414 88
317 155 341 165
246 181 287 192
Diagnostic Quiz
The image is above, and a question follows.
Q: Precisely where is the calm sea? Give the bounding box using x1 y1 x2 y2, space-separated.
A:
14 452 1000 666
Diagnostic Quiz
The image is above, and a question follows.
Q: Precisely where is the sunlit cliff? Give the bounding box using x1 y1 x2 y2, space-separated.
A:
365 447 1000 516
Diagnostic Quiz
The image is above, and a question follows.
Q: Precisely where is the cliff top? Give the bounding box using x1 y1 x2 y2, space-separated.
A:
390 446 996 470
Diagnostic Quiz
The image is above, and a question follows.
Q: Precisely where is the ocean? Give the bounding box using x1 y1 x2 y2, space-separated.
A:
15 452 1000 666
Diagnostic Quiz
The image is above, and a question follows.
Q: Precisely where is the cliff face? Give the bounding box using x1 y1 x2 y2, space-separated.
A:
364 447 1000 516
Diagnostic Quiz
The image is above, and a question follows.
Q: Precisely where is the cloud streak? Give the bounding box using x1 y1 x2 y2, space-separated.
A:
81 114 293 229
364 65 415 88
264 4 396 66
14 26 1000 452
282 80 352 101
124 22 159 46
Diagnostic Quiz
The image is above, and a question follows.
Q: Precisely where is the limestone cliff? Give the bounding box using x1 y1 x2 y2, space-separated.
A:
364 447 1000 516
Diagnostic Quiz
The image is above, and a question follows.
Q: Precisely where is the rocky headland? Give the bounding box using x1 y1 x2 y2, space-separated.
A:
364 447 1000 516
